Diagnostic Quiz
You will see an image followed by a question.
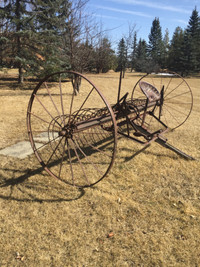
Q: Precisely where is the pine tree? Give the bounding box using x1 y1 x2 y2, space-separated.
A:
33 0 71 77
130 31 137 72
95 37 115 73
148 17 164 67
136 39 147 60
0 0 72 82
0 0 37 83
184 7 200 73
117 38 127 77
168 27 185 74
134 38 152 72
163 28 170 69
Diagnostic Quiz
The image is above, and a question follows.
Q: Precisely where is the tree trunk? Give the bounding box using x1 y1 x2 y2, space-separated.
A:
122 69 125 78
18 65 24 84
16 0 23 84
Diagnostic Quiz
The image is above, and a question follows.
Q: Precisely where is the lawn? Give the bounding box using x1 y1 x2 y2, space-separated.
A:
0 69 199 266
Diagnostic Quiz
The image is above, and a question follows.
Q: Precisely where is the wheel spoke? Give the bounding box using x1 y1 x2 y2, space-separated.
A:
34 94 62 128
66 139 74 186
33 134 61 152
59 75 66 126
165 90 191 101
163 76 173 95
163 106 181 125
46 136 64 165
164 80 184 99
70 87 95 124
44 81 64 125
30 130 54 134
70 139 90 186
27 71 116 187
69 88 75 123
132 72 193 130
72 138 104 177
76 133 113 158
163 102 189 117
28 111 59 128
161 109 169 127
58 136 67 178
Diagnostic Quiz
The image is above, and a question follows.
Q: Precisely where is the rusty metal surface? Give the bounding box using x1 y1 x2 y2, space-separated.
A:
139 81 160 102
131 71 193 131
27 70 194 187
27 70 117 187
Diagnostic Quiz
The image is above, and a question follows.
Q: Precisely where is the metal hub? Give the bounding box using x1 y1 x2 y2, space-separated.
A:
58 127 73 138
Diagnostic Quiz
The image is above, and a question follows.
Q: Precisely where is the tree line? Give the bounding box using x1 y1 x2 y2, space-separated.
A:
0 1 199 83
118 7 200 77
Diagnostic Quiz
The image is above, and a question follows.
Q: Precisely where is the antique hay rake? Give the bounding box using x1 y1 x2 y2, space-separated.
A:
27 70 194 187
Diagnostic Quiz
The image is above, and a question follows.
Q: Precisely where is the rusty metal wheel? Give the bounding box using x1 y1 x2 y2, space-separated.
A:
131 72 193 131
27 71 117 187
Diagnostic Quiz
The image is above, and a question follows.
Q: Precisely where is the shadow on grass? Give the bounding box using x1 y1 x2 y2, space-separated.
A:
0 142 190 203
0 76 39 90
0 132 116 202
0 164 85 203
120 141 194 162
0 76 72 92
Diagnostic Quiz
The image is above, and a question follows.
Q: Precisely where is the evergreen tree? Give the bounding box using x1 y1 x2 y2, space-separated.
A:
168 27 185 74
0 0 37 82
184 7 200 73
0 1 11 68
148 17 164 67
163 28 170 68
33 0 71 77
95 37 115 73
0 0 72 82
135 38 159 73
130 31 137 72
117 38 127 77
136 39 147 60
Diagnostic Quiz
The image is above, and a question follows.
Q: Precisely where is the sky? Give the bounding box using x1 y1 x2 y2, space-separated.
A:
87 0 199 49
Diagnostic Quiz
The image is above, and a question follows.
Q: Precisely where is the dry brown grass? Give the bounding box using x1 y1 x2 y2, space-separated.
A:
0 69 200 266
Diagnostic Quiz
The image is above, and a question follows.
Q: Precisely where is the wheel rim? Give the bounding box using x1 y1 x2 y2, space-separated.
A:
131 72 193 131
27 71 117 187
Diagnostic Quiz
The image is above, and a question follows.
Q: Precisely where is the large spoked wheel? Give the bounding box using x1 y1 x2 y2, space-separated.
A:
27 71 117 187
131 72 193 131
